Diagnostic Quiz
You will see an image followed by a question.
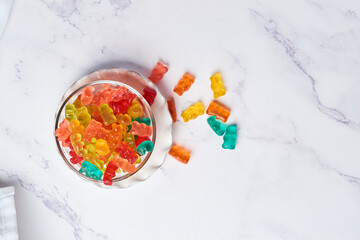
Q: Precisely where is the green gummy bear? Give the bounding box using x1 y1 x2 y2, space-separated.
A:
75 106 91 127
136 140 154 156
79 160 103 181
207 116 226 136
65 104 77 122
134 117 151 126
222 124 237 150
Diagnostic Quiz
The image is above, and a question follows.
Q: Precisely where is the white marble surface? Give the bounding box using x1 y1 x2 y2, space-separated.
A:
0 0 360 239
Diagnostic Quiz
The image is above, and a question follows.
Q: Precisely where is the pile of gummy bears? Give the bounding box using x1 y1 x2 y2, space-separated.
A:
55 84 157 185
55 61 238 185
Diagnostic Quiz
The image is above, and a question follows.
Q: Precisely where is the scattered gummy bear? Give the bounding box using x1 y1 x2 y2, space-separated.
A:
222 124 237 150
148 61 168 84
206 100 230 122
167 98 177 123
168 144 191 164
173 73 195 96
181 101 205 122
210 72 226 98
207 116 226 136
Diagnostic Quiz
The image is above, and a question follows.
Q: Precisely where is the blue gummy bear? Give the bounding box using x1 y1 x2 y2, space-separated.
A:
207 116 226 136
222 124 237 150
79 160 103 181
134 117 151 126
136 140 154 156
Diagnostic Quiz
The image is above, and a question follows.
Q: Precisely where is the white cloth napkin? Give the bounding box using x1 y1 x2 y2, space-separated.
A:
0 0 13 38
0 187 18 240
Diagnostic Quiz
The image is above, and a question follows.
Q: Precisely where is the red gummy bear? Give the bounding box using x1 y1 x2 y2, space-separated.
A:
148 61 168 84
142 86 157 106
109 100 131 114
135 136 150 146
69 150 83 164
115 142 138 164
103 161 118 186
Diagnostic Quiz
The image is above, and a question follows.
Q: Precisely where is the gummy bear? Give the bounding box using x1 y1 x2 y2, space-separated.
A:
116 113 132 126
127 99 143 119
123 132 136 150
80 86 95 106
148 61 168 84
167 98 177 123
55 119 71 147
206 100 230 122
135 136 150 146
210 72 226 98
65 104 77 122
136 140 154 156
75 106 91 127
112 155 136 173
222 124 237 150
133 117 151 126
99 103 117 126
142 86 156 106
181 101 205 122
110 100 131 115
83 119 102 143
73 98 83 109
168 144 191 164
69 150 83 164
112 86 136 102
79 160 103 181
103 161 118 185
95 139 110 156
107 124 123 150
173 73 195 96
207 116 226 136
69 119 85 135
115 142 138 164
70 133 87 157
130 121 153 137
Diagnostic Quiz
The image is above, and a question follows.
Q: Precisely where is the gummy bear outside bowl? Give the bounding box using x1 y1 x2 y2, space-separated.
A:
54 68 173 188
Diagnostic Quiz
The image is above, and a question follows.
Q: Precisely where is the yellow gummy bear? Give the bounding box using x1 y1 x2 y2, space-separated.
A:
95 139 110 156
69 119 84 135
127 99 143 119
210 72 226 98
116 113 132 126
70 133 87 157
99 103 117 126
65 104 77 122
181 101 205 122
123 132 136 150
75 106 91 127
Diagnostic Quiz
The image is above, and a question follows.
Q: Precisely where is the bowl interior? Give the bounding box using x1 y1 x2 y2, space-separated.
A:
55 80 156 183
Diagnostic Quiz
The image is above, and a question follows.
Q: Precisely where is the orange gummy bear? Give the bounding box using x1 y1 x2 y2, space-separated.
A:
83 119 102 143
130 121 153 137
173 73 195 96
206 100 230 122
112 155 136 173
168 144 191 164
80 86 95 106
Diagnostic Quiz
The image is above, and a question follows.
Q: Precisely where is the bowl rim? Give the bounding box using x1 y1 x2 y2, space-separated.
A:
54 79 157 184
